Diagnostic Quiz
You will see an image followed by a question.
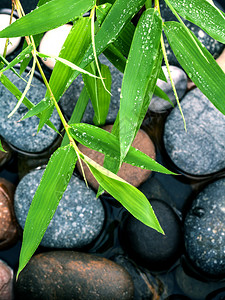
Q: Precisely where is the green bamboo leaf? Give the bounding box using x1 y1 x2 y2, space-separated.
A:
17 145 77 277
154 85 174 107
119 8 162 163
38 16 92 132
61 87 89 147
0 140 7 153
103 44 126 73
69 123 175 174
165 0 225 43
164 21 225 116
0 0 94 38
0 44 33 74
0 73 59 133
82 154 164 234
82 62 112 126
0 55 28 82
20 98 52 121
158 67 167 82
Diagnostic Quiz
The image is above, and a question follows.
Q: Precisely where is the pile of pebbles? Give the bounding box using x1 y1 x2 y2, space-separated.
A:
0 1 225 299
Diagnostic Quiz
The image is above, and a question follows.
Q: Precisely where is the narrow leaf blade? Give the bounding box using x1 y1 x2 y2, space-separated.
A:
0 140 7 153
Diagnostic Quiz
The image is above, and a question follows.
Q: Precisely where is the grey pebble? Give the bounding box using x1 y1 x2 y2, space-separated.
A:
184 178 225 277
14 169 105 248
149 65 187 112
0 69 61 153
60 54 122 124
163 88 225 175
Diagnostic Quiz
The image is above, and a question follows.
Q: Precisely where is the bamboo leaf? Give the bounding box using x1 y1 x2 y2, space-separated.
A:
20 98 52 121
0 55 28 82
103 44 126 73
61 87 89 146
0 0 94 38
17 145 77 277
165 0 225 43
0 140 7 153
82 62 112 126
0 73 59 133
69 123 175 174
154 85 174 107
164 21 225 116
82 154 164 234
119 8 162 163
38 16 92 132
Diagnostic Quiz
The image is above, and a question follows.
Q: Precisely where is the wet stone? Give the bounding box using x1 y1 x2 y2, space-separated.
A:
184 178 225 277
206 287 225 300
0 69 61 153
0 178 20 249
15 251 134 300
60 54 122 124
14 169 105 248
120 199 182 272
0 259 14 300
163 88 225 175
149 66 187 113
160 1 224 67
77 125 155 190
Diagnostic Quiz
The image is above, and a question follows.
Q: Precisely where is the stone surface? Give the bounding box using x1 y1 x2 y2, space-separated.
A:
160 1 224 67
77 125 155 190
149 66 187 113
163 88 225 175
184 178 225 277
14 169 105 248
0 69 61 153
0 178 20 249
165 295 191 300
0 14 21 56
39 24 73 69
60 54 123 124
0 259 13 300
15 251 134 300
120 199 182 271
206 288 225 300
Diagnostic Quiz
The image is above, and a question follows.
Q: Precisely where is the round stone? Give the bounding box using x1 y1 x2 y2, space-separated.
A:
0 259 13 300
184 178 225 277
0 14 21 56
15 251 134 300
120 199 182 271
0 69 61 153
206 288 225 300
39 24 73 69
60 54 123 124
163 88 225 175
14 169 105 248
160 1 224 67
77 125 155 190
149 65 187 113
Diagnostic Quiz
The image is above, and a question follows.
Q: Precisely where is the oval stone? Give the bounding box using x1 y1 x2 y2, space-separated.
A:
184 178 225 277
0 259 13 300
14 169 105 248
163 88 225 175
0 69 61 153
15 251 134 300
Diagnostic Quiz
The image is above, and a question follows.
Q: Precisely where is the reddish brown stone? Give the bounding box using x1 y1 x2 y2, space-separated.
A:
77 125 156 190
0 178 20 249
15 251 134 300
0 260 13 300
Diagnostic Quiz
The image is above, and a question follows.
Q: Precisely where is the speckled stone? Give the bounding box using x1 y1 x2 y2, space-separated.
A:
120 199 182 272
0 69 61 153
14 169 105 248
184 178 225 277
15 251 134 300
160 1 224 67
77 125 155 190
163 88 225 175
0 178 20 249
0 259 13 300
149 65 187 112
60 54 122 124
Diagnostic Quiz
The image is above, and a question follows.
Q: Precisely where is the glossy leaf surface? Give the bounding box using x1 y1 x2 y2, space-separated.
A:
166 0 225 43
0 0 94 38
119 8 162 163
0 140 6 153
69 123 174 174
164 21 225 115
17 145 77 277
82 154 164 233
